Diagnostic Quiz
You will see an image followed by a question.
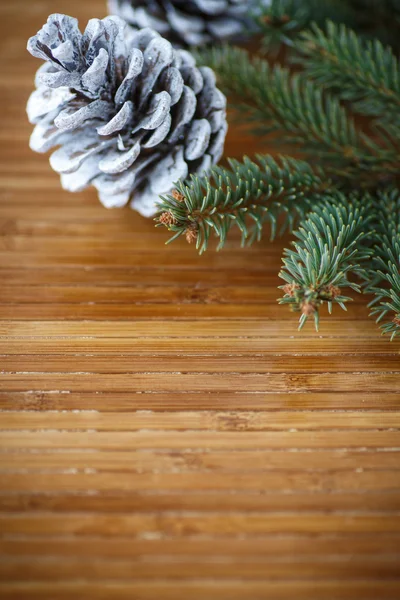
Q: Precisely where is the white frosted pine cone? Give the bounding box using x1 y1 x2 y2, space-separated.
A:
26 14 227 216
108 0 263 46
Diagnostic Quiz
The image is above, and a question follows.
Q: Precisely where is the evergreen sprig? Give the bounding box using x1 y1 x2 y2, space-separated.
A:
368 189 400 340
156 155 326 254
156 4 400 339
256 0 400 53
197 45 399 179
278 194 374 330
298 21 400 123
255 0 359 53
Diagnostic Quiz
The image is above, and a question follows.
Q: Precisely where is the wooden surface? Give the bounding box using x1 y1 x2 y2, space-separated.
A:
1 1 400 599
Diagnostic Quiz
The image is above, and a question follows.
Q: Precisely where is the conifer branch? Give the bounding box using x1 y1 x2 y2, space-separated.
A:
256 0 400 54
298 21 400 122
156 155 327 254
154 4 400 341
197 45 399 179
279 194 374 330
368 188 400 340
255 0 318 53
255 0 358 52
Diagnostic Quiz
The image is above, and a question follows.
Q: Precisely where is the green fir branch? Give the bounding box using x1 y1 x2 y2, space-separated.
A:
196 45 399 179
254 0 360 54
255 0 400 54
255 0 316 54
279 194 374 330
298 21 400 123
368 188 400 340
155 7 400 341
156 155 327 254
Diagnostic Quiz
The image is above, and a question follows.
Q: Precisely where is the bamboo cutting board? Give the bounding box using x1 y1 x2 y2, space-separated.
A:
0 1 400 598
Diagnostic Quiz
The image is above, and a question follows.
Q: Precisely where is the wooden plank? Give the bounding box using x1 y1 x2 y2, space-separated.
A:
0 320 385 337
1 372 399 392
1 471 399 493
1 284 286 305
0 236 292 254
1 391 399 411
1 557 400 581
1 338 396 353
1 304 368 321
1 513 400 536
0 430 398 450
3 354 399 373
2 449 400 473
2 534 400 558
0 303 373 321
0 250 296 269
1 491 399 513
1 410 400 431
0 304 279 321
0 267 287 286
1 581 400 600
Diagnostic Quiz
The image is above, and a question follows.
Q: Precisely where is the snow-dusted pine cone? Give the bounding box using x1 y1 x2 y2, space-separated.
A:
26 14 227 216
108 0 259 46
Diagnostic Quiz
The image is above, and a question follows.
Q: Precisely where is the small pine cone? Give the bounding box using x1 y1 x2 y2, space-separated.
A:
185 224 198 244
324 284 341 299
26 14 227 217
282 283 299 298
158 211 176 226
171 189 185 202
301 301 317 317
108 0 264 47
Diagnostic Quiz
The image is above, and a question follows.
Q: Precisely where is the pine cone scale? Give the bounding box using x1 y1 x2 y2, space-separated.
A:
185 119 212 161
97 100 133 136
98 141 140 175
142 114 172 148
51 132 113 174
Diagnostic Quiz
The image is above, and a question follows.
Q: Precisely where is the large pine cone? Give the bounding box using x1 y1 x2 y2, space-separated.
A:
26 14 227 216
108 0 257 46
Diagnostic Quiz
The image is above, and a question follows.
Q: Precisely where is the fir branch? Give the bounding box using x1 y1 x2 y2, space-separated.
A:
298 21 400 122
255 0 315 53
255 0 359 54
156 155 327 254
196 45 399 179
368 188 400 340
279 194 374 330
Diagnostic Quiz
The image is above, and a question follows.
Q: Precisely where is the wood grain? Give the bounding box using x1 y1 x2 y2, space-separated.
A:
0 1 400 598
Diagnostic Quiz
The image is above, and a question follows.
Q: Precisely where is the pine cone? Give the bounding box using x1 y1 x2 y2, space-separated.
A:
26 14 227 216
108 0 260 46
